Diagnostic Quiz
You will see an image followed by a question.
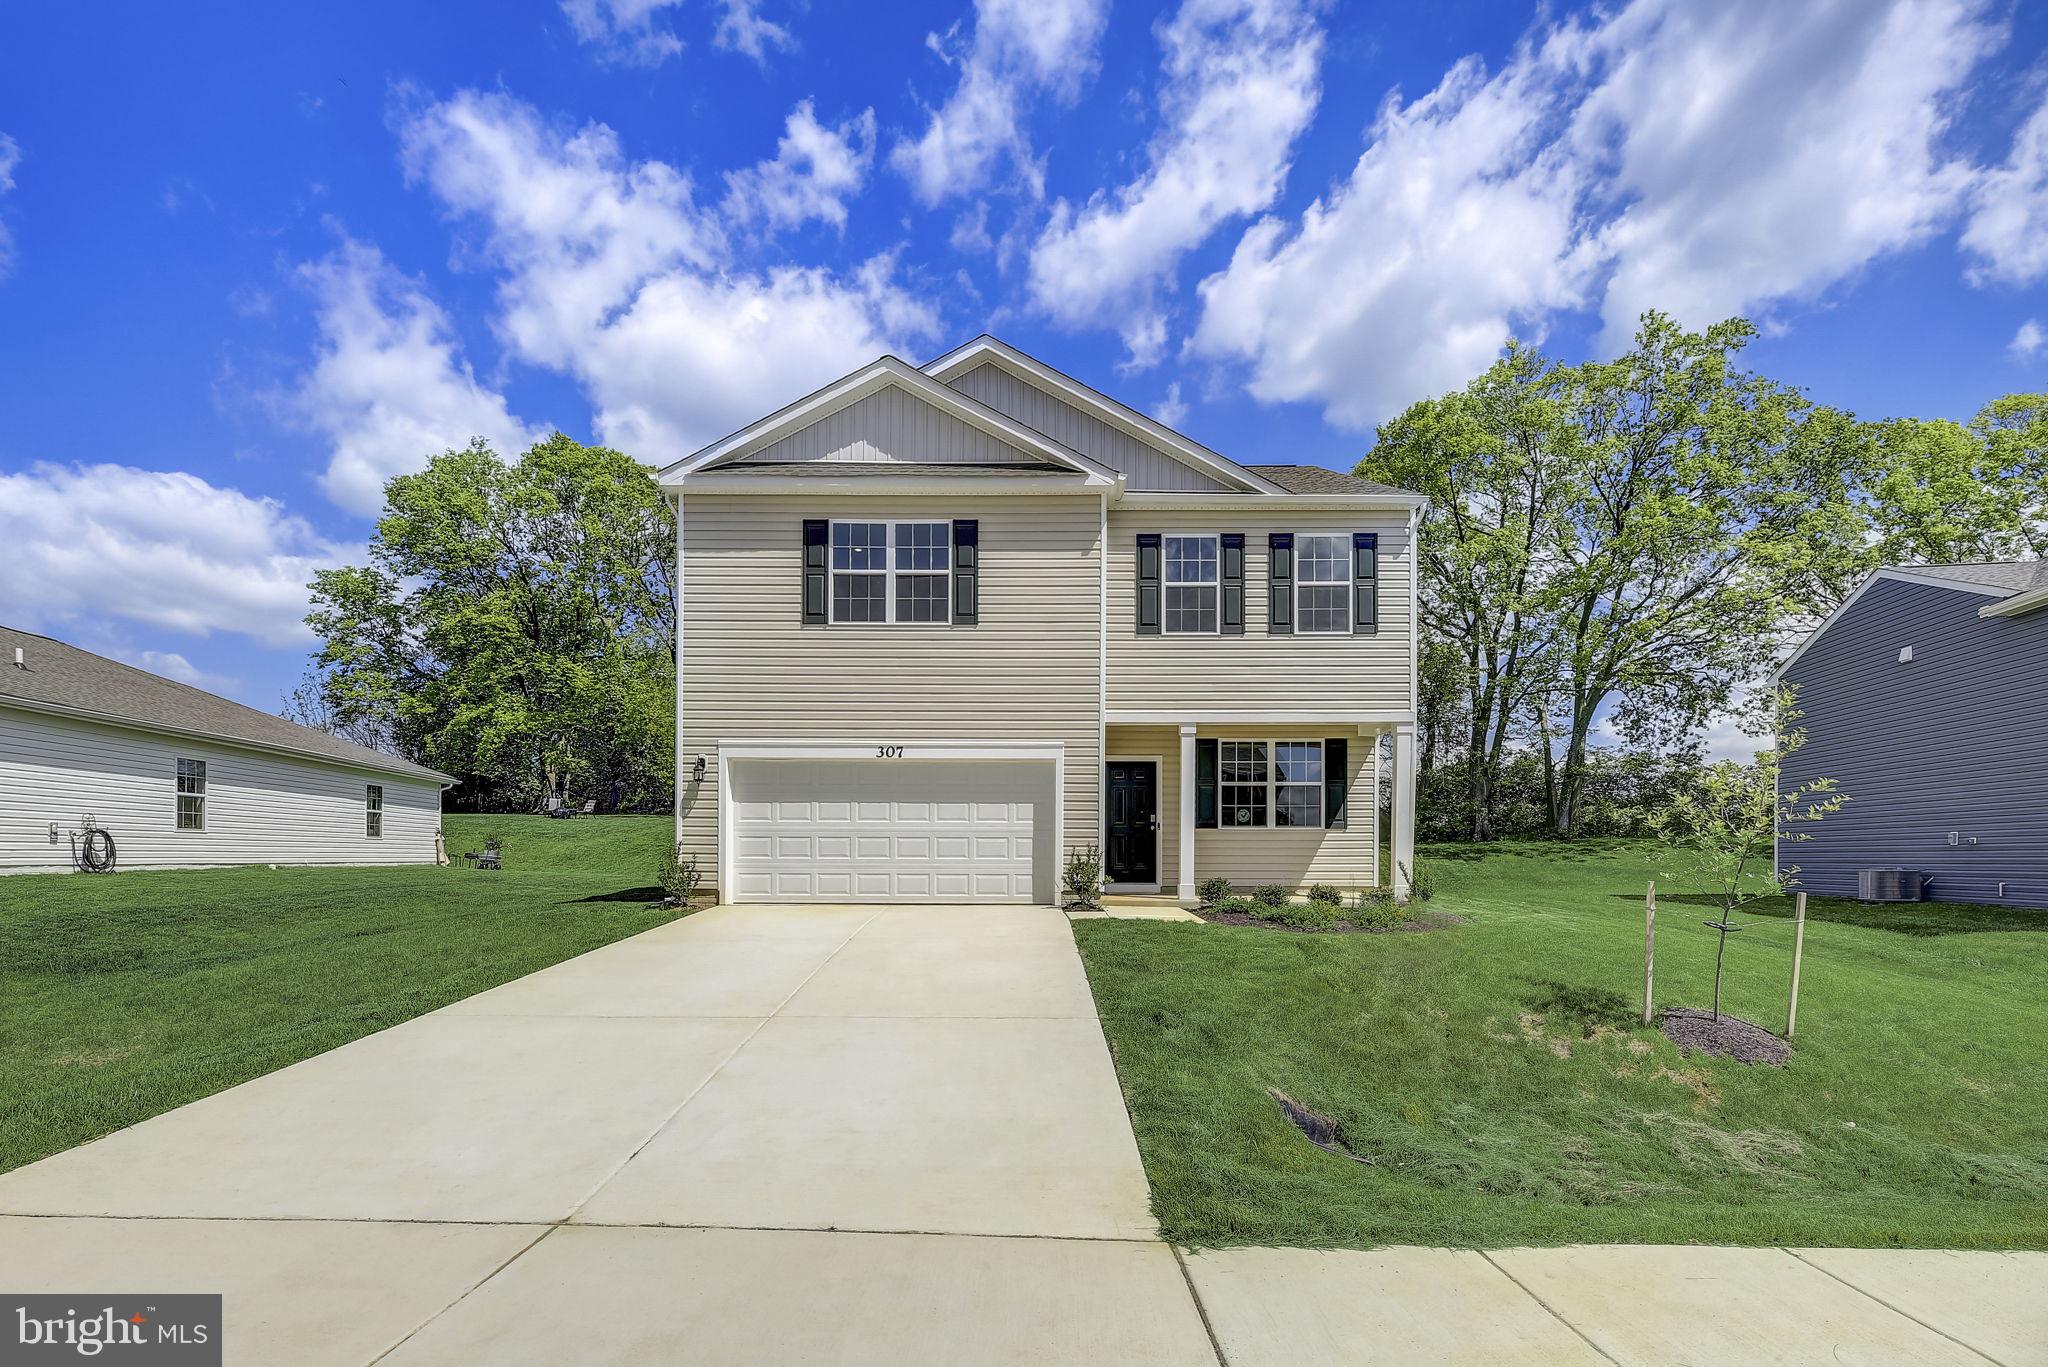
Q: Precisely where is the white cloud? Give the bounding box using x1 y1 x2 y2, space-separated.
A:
295 236 545 516
1028 0 1324 367
715 0 793 63
1191 0 1998 428
2012 318 2045 359
558 0 685 66
110 649 241 694
722 101 875 232
891 0 1110 205
1963 91 2048 286
1153 381 1188 429
400 89 937 463
0 463 352 646
0 132 21 278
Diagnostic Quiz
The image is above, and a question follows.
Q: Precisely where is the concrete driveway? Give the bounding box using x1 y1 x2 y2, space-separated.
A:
1 902 2040 1365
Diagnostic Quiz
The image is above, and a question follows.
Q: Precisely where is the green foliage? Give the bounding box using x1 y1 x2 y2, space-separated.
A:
1252 884 1291 908
1197 877 1235 907
303 435 677 812
1307 883 1345 906
1349 890 1408 930
1063 845 1103 911
658 842 701 906
1403 859 1437 902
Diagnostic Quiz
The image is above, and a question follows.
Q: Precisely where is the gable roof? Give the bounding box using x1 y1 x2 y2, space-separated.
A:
660 355 1118 486
921 336 1284 495
1246 464 1414 497
1774 561 2048 679
0 625 452 783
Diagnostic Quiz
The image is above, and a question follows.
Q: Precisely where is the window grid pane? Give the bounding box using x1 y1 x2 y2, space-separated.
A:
831 521 886 570
1297 535 1348 582
832 572 887 622
894 522 950 572
1164 536 1217 584
895 572 949 623
175 758 205 830
1274 742 1322 784
1274 785 1320 828
1298 584 1349 634
1164 585 1217 634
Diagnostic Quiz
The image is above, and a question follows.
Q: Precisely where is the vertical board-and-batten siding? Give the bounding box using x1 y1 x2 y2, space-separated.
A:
946 362 1236 492
735 387 1058 468
0 706 441 872
1782 577 2048 908
1107 724 1380 891
1106 509 1414 713
678 494 1101 892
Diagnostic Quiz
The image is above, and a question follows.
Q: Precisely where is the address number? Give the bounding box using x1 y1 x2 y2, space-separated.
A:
876 745 905 758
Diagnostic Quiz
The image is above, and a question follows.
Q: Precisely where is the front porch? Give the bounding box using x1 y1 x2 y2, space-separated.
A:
1101 719 1416 905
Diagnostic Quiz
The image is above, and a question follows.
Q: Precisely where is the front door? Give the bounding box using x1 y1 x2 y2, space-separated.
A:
1105 762 1158 884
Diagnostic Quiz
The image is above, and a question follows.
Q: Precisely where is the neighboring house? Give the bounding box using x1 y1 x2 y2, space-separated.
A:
0 626 451 873
1776 561 2048 909
659 336 1423 906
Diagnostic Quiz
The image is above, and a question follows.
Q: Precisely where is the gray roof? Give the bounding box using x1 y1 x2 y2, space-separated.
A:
1903 561 2048 595
0 625 451 783
1245 464 1417 497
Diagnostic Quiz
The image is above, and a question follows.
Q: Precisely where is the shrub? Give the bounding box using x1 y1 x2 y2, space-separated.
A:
658 843 701 906
1214 897 1279 920
1307 883 1344 906
1063 844 1103 911
1350 892 1407 931
1252 883 1291 908
1401 859 1437 902
1276 899 1341 930
1197 876 1235 907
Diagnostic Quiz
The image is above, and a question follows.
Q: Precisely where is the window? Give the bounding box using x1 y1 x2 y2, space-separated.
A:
366 784 383 838
175 758 205 830
1164 534 1219 634
831 520 950 624
1296 533 1350 634
1218 740 1326 829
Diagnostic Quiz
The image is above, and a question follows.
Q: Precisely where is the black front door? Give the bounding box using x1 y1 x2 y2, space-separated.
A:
1105 762 1158 884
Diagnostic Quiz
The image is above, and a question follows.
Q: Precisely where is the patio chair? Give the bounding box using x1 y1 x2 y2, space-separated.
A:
576 800 596 817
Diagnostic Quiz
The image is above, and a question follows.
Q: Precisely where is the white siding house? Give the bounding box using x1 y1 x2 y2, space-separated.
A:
1 627 450 873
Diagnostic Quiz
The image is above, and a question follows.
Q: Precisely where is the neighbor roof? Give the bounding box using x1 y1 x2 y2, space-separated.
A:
0 625 451 783
1906 560 2048 594
1245 464 1417 498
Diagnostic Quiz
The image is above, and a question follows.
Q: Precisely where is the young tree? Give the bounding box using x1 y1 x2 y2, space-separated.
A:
304 434 677 810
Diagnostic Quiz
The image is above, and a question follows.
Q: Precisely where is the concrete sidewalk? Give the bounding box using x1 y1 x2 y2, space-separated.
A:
0 903 2038 1365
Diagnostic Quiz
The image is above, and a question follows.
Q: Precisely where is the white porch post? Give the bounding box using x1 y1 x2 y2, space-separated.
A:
1391 724 1417 902
1177 724 1198 904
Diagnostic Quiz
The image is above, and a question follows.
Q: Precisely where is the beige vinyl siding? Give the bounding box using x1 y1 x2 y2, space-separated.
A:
947 362 1235 492
1107 723 1380 891
1106 508 1413 713
0 706 441 873
736 386 1057 468
678 494 1101 894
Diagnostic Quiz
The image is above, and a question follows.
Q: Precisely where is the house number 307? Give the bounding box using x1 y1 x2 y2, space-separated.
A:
876 745 905 758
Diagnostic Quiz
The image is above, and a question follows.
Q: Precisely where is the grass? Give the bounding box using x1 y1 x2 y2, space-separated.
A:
0 814 680 1174
1074 840 2048 1250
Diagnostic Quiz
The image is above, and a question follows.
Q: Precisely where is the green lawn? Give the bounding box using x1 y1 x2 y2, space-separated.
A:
0 814 679 1174
1074 841 2048 1250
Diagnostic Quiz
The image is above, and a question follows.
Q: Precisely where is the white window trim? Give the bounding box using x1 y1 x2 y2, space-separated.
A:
1217 738 1326 831
1294 530 1352 636
175 757 206 832
366 783 384 838
1162 531 1222 636
828 518 953 626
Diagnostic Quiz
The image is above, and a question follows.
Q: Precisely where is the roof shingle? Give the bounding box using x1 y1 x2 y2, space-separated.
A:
1243 464 1418 497
1902 561 2048 594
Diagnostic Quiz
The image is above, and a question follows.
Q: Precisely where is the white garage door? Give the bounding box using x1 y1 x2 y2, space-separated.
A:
730 759 1052 903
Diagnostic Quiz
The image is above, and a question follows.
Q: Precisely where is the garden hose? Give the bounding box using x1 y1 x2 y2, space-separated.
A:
70 826 117 874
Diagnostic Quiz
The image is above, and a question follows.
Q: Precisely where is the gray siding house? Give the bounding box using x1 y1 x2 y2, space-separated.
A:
1776 562 2048 908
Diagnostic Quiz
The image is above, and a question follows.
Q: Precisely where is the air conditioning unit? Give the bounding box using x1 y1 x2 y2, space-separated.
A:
1858 869 1925 902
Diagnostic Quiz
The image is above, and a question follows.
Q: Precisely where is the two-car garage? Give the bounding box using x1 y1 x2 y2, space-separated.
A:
722 744 1061 904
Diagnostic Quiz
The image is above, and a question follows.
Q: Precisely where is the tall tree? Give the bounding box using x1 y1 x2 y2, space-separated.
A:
304 434 676 810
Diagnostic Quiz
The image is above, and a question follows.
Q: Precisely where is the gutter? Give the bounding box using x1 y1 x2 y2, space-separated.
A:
1980 585 2048 618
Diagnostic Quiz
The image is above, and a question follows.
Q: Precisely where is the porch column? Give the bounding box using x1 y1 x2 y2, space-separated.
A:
1391 724 1416 902
1177 724 1198 904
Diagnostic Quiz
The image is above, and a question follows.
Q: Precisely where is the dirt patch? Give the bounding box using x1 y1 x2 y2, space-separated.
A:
1659 1007 1791 1066
1641 1111 1806 1177
1268 1088 1371 1164
50 1046 139 1068
1194 908 1468 934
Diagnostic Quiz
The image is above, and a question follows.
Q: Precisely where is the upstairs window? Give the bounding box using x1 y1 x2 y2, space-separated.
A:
1164 534 1219 634
831 521 951 624
366 784 384 838
1296 534 1350 634
175 758 206 830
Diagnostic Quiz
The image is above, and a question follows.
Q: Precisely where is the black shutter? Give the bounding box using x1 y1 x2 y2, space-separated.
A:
1196 738 1218 828
802 519 829 625
1220 533 1245 635
1267 533 1294 635
1352 532 1379 634
1323 737 1348 829
952 519 979 625
1135 533 1162 635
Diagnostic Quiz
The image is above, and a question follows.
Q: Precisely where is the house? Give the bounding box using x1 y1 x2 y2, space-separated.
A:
1775 561 2048 908
0 626 451 873
658 337 1423 906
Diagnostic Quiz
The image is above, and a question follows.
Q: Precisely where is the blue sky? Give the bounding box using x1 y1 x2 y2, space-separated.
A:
2 0 2046 719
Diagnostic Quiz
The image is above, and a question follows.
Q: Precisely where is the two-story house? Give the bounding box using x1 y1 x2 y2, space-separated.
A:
659 337 1423 907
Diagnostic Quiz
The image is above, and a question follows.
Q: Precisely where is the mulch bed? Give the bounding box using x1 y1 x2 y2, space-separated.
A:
1191 908 1469 935
1659 1007 1792 1066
